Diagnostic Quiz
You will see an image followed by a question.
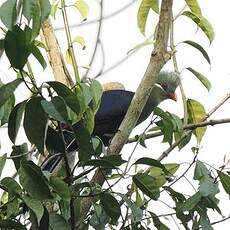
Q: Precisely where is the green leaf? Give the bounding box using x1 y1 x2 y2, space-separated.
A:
182 40 210 64
218 171 230 197
74 0 89 20
49 213 71 230
149 163 179 187
50 176 70 202
137 0 159 35
18 160 53 200
0 94 15 126
85 107 94 134
45 126 65 153
47 81 80 115
23 0 51 22
122 195 143 223
149 212 169 230
31 2 42 40
184 0 202 17
0 78 22 108
23 195 44 223
90 79 103 112
100 193 121 225
8 101 26 143
133 173 160 200
1 177 22 194
23 97 48 153
134 157 168 174
0 219 26 230
41 96 68 122
11 143 28 171
72 121 94 162
199 179 219 197
39 0 51 22
182 11 215 43
4 25 32 69
181 192 202 212
186 67 211 91
187 99 206 143
194 161 209 181
73 36 86 49
31 43 47 69
0 0 17 30
0 153 6 179
50 2 58 17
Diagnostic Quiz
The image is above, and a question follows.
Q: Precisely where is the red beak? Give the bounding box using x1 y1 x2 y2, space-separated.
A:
167 93 177 101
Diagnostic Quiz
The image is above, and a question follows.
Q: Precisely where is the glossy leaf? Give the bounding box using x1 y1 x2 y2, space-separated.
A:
90 79 103 112
47 81 80 115
137 0 159 35
73 36 86 49
1 177 22 194
45 126 65 153
72 121 94 162
149 212 169 230
134 157 168 174
187 99 206 143
23 195 44 223
8 101 26 143
133 173 160 200
0 219 26 230
41 96 68 122
100 193 121 224
0 153 7 179
149 163 179 187
182 40 210 64
74 0 89 20
0 78 22 108
0 95 15 126
181 192 202 212
18 160 53 200
23 0 51 22
50 176 71 202
11 143 28 171
218 171 230 197
23 97 48 153
0 0 17 30
182 11 215 43
187 67 211 91
4 26 32 69
31 43 47 69
31 2 41 40
185 0 202 16
194 161 209 181
49 213 70 230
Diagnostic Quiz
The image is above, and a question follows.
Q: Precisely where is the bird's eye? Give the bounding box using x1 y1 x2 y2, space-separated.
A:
161 83 167 91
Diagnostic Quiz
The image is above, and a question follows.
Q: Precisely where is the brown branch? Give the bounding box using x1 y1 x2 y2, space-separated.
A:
157 93 230 161
77 0 174 226
128 117 230 143
41 19 74 86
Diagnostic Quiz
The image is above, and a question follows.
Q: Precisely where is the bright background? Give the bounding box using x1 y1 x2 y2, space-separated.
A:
0 0 230 228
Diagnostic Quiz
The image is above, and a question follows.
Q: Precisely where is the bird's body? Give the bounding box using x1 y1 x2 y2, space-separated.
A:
42 71 180 172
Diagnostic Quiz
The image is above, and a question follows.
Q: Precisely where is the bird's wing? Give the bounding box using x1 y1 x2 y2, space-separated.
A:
93 90 134 145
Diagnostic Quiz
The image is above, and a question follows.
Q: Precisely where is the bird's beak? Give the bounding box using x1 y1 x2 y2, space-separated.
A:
167 93 177 101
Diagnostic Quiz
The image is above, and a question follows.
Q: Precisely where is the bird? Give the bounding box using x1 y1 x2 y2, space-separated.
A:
42 71 180 172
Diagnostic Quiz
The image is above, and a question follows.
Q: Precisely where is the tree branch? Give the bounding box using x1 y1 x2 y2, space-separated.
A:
128 117 230 143
78 0 174 225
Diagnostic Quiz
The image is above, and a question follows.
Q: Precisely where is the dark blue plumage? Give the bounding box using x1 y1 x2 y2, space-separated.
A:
42 71 180 172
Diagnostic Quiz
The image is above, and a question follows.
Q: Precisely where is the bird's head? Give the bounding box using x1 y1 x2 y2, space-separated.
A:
154 71 180 102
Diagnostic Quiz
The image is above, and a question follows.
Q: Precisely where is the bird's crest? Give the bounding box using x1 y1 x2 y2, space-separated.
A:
156 71 181 93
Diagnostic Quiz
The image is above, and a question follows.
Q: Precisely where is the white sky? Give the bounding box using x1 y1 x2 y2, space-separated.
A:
0 0 230 229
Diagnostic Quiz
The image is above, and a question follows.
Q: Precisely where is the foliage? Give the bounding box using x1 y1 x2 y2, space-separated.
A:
0 0 229 230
